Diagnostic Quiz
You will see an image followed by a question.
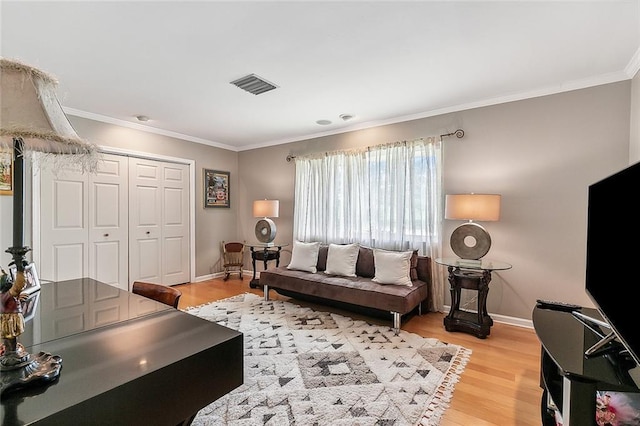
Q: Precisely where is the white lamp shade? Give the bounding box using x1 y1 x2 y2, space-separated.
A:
0 58 98 166
445 194 501 222
253 199 279 218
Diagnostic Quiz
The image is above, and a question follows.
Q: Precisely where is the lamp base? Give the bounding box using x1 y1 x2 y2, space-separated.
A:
450 222 491 260
456 258 482 268
254 218 277 244
0 343 63 396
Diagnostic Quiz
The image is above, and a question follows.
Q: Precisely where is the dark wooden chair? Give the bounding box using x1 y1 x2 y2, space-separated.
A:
132 281 182 308
222 241 245 281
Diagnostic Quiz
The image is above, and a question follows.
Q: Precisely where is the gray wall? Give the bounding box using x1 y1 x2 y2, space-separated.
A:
239 81 631 321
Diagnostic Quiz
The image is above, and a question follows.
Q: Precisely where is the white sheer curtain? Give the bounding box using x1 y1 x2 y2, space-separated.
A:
293 138 445 311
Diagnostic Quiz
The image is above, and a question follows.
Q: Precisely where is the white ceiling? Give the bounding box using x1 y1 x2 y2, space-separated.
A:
1 1 639 152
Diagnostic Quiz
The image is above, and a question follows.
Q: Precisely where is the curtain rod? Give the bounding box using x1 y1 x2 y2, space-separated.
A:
286 129 464 162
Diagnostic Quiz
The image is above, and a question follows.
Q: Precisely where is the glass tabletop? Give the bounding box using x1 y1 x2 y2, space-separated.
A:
248 243 290 248
435 257 512 271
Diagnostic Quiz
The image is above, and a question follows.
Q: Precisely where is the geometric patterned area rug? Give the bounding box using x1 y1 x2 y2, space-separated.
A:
185 293 471 426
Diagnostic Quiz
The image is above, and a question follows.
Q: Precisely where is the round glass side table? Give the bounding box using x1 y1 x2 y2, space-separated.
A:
435 257 512 338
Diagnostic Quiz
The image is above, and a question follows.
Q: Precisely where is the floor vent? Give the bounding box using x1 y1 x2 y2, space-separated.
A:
230 74 278 95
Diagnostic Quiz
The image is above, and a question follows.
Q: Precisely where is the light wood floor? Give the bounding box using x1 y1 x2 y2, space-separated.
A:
175 277 543 426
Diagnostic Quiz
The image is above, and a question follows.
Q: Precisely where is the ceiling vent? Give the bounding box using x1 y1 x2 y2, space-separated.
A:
230 74 278 95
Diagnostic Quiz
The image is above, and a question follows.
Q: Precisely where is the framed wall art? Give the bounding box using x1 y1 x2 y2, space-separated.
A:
204 169 230 208
0 151 13 195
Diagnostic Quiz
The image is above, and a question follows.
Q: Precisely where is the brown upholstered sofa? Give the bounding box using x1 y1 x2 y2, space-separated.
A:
260 245 432 334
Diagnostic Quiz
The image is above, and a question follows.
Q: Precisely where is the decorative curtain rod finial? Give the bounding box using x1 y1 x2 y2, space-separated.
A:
439 129 465 141
286 154 295 162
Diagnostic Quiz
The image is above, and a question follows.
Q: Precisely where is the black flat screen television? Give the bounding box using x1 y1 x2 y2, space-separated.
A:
585 161 640 365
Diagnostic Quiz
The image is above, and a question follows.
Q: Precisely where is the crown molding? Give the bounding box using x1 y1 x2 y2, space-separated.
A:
64 107 240 152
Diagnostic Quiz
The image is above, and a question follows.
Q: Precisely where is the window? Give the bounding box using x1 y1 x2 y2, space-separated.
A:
293 138 442 254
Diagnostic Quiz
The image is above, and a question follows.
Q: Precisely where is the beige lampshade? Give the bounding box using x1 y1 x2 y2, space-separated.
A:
445 194 501 222
0 58 99 169
253 199 279 218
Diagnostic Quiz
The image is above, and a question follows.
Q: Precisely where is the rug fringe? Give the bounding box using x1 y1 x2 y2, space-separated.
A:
417 346 472 425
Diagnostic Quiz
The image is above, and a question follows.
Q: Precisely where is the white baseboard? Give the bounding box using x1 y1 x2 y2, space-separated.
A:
194 269 255 283
491 312 533 329
194 273 216 282
441 305 533 329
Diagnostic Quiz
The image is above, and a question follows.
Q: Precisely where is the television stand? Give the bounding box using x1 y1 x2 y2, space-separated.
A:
533 306 640 425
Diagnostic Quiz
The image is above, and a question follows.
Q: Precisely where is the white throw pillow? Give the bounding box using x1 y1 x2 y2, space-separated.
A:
324 243 359 277
287 241 321 273
372 249 413 286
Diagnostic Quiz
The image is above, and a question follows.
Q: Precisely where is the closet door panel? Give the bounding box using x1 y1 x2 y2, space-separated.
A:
40 168 89 282
93 184 119 226
54 181 85 228
163 236 185 277
129 158 162 285
93 241 121 283
52 244 86 282
164 188 183 224
89 154 129 290
137 239 161 281
136 186 161 225
161 164 189 285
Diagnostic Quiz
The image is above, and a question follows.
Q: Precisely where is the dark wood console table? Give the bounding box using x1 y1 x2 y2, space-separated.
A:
533 306 640 425
0 278 243 426
248 244 288 288
435 257 511 339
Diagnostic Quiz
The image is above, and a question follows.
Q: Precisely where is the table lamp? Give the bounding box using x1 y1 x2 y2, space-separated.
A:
0 58 99 395
445 193 501 262
253 199 279 246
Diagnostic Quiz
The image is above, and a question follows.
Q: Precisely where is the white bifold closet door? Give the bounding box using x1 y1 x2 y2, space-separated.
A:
39 153 189 291
128 157 189 286
40 153 129 289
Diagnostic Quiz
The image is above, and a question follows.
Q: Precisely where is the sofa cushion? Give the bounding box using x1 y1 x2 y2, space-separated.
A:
316 245 329 271
410 250 419 280
355 246 375 278
287 241 321 273
372 249 413 286
325 243 359 277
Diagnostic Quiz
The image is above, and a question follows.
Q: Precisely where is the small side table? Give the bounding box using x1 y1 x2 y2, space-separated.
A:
435 257 512 339
248 244 288 289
